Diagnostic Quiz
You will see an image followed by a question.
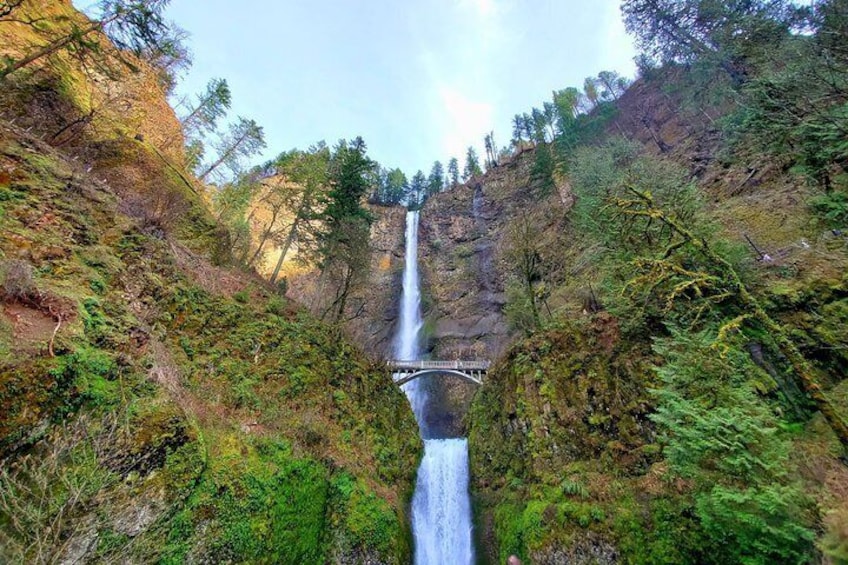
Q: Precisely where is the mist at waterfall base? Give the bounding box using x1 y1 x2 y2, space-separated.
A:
395 211 475 565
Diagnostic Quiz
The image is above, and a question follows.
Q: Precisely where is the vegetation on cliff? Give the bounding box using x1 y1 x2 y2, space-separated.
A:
0 2 420 563
464 1 848 563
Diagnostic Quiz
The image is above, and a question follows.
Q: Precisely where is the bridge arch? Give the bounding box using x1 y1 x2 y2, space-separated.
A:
393 369 483 387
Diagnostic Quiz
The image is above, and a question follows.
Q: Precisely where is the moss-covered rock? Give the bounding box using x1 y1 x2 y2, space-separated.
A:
0 100 420 563
468 316 663 563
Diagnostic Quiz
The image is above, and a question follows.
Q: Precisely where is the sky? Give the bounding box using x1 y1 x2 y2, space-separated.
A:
162 0 637 175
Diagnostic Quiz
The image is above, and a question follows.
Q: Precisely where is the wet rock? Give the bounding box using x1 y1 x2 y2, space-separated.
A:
418 149 566 361
530 533 619 565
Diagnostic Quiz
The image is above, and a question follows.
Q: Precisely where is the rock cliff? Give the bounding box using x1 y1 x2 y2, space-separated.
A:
418 149 569 361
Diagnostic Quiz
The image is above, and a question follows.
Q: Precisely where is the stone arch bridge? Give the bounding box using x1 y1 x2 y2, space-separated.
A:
388 360 489 387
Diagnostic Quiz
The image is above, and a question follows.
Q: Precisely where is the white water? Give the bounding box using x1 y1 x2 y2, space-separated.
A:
395 210 475 565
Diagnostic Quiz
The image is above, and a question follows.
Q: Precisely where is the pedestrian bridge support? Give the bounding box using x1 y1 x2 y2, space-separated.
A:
388 360 489 387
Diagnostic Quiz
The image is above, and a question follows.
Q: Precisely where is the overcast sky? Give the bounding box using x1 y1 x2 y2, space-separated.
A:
162 0 636 175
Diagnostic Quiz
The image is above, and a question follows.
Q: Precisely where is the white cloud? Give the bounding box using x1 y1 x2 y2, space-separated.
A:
416 0 513 163
437 86 494 159
458 0 498 19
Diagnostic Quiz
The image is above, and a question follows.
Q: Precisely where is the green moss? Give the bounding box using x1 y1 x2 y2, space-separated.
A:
469 320 664 561
330 472 408 559
0 125 419 563
160 437 331 563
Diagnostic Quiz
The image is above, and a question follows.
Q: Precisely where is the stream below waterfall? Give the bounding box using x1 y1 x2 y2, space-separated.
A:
394 210 475 564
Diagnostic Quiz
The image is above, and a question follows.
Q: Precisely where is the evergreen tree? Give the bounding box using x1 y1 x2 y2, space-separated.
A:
542 102 558 140
320 137 375 321
621 0 794 84
463 146 482 180
511 114 525 145
268 144 330 283
530 107 547 142
179 78 231 137
596 70 629 101
521 113 535 142
583 77 599 108
483 132 498 169
1 0 179 79
409 170 427 207
198 117 266 182
381 168 408 205
427 161 444 197
553 87 582 150
732 0 848 190
447 157 460 187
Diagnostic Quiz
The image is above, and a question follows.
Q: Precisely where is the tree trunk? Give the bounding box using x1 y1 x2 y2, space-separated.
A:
624 186 848 452
270 220 298 284
0 9 123 79
199 129 251 181
247 206 281 267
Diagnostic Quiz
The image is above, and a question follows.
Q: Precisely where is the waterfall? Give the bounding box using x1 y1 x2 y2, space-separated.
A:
395 210 475 564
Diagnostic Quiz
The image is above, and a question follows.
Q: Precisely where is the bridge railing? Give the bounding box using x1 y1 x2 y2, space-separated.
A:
387 360 490 371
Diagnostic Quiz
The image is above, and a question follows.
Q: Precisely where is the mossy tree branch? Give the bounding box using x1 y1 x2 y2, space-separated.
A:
616 183 848 451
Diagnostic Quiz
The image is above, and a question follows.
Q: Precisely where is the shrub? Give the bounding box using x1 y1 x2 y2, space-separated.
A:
810 189 848 229
651 326 815 564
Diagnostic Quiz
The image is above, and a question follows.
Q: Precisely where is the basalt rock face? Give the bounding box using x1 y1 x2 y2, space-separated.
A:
417 149 569 362
355 205 407 355
287 204 407 358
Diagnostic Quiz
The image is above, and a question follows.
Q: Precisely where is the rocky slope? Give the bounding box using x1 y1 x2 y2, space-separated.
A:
420 75 848 563
417 149 570 361
0 3 421 562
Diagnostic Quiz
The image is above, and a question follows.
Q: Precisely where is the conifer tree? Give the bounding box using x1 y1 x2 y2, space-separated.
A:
583 77 599 108
381 168 408 205
320 137 375 322
1 0 178 79
179 78 231 137
511 114 525 144
447 157 460 187
463 146 482 181
409 170 427 207
427 161 444 197
198 117 266 182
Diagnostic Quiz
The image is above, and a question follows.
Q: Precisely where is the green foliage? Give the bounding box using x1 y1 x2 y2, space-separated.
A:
503 279 538 334
179 77 232 137
612 496 706 565
651 327 815 564
330 472 404 558
163 438 330 563
810 188 848 228
621 0 796 82
463 146 482 180
569 139 722 333
531 142 556 194
265 295 286 316
198 117 266 182
0 126 418 563
49 345 118 408
560 478 589 499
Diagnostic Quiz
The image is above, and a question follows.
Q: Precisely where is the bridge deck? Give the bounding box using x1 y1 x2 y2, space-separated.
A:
388 360 490 371
388 360 489 386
